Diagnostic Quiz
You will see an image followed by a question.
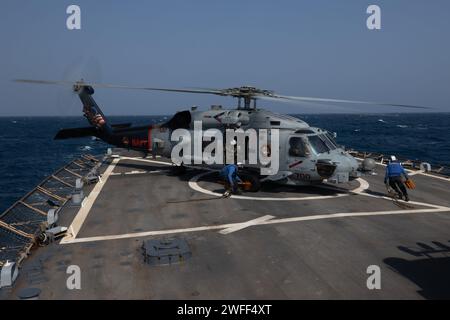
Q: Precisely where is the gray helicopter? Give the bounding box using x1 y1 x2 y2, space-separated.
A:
15 80 427 191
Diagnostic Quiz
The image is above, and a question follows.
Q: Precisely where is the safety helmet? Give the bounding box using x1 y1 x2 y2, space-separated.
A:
389 155 397 162
236 162 244 168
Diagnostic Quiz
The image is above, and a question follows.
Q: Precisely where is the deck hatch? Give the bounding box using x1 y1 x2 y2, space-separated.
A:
142 238 191 266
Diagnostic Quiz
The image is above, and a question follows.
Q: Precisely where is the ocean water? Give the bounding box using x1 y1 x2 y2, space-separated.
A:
1 113 449 212
297 113 450 164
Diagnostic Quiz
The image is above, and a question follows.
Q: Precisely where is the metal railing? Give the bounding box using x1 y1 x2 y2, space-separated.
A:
348 150 450 178
0 154 100 268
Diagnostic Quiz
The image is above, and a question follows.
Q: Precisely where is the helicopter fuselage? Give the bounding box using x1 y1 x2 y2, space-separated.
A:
103 106 360 186
16 80 421 187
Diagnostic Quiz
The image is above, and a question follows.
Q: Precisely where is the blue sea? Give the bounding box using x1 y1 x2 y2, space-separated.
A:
1 113 449 213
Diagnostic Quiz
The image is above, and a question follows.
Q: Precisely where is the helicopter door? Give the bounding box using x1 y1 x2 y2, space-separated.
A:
286 136 313 181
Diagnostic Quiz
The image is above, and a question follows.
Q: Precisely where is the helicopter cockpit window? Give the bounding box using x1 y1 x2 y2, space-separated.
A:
325 133 338 148
307 135 329 154
289 137 310 157
320 134 337 150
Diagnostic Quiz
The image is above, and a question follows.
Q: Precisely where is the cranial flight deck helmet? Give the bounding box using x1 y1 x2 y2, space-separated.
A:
389 155 398 162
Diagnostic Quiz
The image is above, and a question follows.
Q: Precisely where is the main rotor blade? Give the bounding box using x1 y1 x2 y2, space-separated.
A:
90 83 224 95
269 94 429 109
14 79 75 85
257 95 348 110
14 79 223 95
14 79 430 109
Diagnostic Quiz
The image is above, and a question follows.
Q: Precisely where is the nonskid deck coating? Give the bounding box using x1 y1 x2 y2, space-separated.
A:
3 150 450 299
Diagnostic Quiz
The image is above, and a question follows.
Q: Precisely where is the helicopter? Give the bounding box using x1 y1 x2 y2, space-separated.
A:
14 79 427 191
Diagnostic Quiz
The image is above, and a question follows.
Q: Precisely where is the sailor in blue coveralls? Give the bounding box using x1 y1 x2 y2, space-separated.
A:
220 164 242 196
384 155 410 201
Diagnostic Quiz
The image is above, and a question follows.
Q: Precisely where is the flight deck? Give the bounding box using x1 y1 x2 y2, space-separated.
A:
1 149 450 299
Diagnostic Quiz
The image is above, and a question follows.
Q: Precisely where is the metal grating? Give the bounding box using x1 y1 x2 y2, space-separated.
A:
0 154 101 268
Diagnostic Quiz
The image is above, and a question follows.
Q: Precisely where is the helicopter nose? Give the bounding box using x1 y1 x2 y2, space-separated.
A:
342 154 359 171
326 154 360 183
335 154 358 173
316 159 337 179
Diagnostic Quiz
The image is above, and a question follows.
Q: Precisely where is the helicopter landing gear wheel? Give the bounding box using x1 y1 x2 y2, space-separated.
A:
239 172 261 192
170 165 186 176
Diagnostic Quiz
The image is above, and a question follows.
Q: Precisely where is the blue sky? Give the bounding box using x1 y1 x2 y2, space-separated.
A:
1 0 449 115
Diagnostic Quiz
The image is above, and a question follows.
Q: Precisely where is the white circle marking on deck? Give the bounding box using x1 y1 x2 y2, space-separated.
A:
188 172 369 201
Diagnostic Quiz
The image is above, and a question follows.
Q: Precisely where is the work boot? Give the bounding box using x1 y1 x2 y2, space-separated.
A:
232 185 241 195
404 195 409 202
397 193 403 200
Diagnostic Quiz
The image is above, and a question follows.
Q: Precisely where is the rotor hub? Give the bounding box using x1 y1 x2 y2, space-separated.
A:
220 86 275 109
73 80 85 93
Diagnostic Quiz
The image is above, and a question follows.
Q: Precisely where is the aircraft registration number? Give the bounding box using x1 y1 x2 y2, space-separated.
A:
291 173 311 180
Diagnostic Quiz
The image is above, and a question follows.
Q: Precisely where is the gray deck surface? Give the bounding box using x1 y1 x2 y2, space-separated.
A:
3 150 450 299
